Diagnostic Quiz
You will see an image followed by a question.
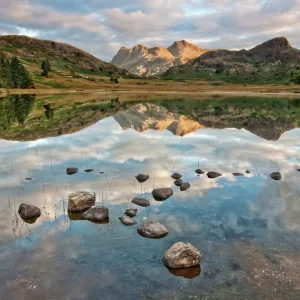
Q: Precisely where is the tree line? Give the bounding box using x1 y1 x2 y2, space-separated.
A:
0 52 34 89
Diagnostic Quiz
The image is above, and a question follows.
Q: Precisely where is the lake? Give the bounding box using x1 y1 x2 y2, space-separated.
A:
0 94 300 300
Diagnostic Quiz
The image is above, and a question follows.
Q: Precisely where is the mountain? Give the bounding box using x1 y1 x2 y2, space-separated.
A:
111 40 210 76
164 37 300 84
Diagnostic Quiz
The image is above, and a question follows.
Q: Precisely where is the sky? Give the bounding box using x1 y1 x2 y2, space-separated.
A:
0 0 300 62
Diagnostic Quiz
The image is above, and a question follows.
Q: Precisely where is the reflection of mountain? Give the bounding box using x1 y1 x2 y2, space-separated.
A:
113 103 204 136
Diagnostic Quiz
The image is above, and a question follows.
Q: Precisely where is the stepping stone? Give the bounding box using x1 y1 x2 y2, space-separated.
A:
195 169 205 174
207 171 222 179
83 206 109 222
25 177 32 181
18 203 41 219
171 173 182 179
125 208 138 217
152 188 173 201
137 221 168 238
270 172 281 181
131 197 150 207
66 167 78 175
246 170 251 174
119 215 137 226
233 173 244 177
68 191 96 212
174 179 183 186
84 169 94 173
135 174 149 183
180 182 190 191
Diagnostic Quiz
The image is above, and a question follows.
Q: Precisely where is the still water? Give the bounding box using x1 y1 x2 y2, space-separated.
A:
0 94 300 299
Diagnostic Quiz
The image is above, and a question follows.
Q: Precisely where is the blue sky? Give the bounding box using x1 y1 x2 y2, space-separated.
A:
0 0 299 61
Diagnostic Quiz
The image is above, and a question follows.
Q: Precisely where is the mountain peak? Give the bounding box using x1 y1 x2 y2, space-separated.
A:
252 37 291 51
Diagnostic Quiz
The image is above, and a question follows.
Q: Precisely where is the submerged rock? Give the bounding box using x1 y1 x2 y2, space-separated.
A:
207 171 222 179
135 174 149 183
174 179 183 186
167 265 201 279
83 206 109 222
152 188 173 201
125 208 138 217
131 197 150 207
195 169 205 175
162 242 201 269
68 191 96 212
233 173 244 177
171 173 182 179
18 203 41 219
137 221 168 238
84 169 94 173
180 182 190 191
66 167 78 175
119 215 137 226
270 172 282 180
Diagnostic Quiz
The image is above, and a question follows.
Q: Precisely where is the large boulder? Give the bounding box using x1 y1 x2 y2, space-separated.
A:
137 221 168 238
125 208 138 217
270 172 281 180
119 215 137 226
171 173 182 179
162 242 201 269
131 197 150 207
83 206 109 222
18 204 41 219
152 188 173 201
66 167 78 175
68 191 96 212
180 182 190 191
135 174 149 183
207 171 222 179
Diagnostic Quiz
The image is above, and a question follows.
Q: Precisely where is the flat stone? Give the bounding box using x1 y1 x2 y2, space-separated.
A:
18 203 41 219
135 174 149 183
171 173 182 179
131 197 150 207
233 173 244 177
84 169 94 173
270 172 281 180
119 215 137 226
195 169 205 174
25 177 32 181
125 208 138 217
66 167 78 175
137 221 168 238
174 179 183 186
162 242 201 269
152 188 173 201
180 182 191 191
68 191 96 212
83 206 109 222
207 171 222 179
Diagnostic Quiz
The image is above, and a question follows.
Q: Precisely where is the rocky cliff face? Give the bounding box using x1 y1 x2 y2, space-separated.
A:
111 40 210 76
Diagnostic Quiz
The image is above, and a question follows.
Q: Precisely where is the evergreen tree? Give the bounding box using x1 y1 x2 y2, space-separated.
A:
10 57 34 88
0 52 12 88
41 59 51 76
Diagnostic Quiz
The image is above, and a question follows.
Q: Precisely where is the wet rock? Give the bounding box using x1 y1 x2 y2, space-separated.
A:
137 221 168 238
135 174 149 183
195 169 205 174
83 206 109 222
162 242 201 269
171 173 182 179
246 170 251 174
131 197 150 207
84 169 94 173
119 215 137 226
297 169 300 172
180 182 190 191
18 203 41 220
68 191 96 212
125 208 138 217
270 172 281 180
167 265 201 279
152 188 173 201
207 171 222 179
233 173 244 177
25 177 32 181
66 167 78 175
174 179 183 186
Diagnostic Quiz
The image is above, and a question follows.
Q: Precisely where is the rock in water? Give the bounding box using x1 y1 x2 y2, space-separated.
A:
135 174 149 183
270 172 281 180
195 169 205 174
125 208 138 217
174 179 183 186
68 191 96 212
83 206 109 222
167 265 201 279
171 173 182 179
246 170 251 174
18 204 41 219
119 215 137 226
131 197 150 207
207 171 222 179
162 242 201 269
84 169 94 173
137 221 168 238
66 167 78 175
296 169 300 172
152 188 173 201
233 173 244 177
180 182 190 191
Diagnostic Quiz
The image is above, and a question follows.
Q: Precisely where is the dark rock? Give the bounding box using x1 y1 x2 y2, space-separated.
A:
125 208 138 217
25 177 32 181
246 170 251 174
135 174 149 183
270 172 281 180
297 169 300 172
162 242 201 268
68 191 96 212
83 206 109 222
233 173 244 177
137 221 168 238
180 182 190 191
84 169 94 173
131 197 150 207
66 167 78 175
18 204 41 219
195 169 205 174
171 173 182 179
167 265 201 279
207 171 222 178
119 215 137 226
174 179 183 186
152 188 173 201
